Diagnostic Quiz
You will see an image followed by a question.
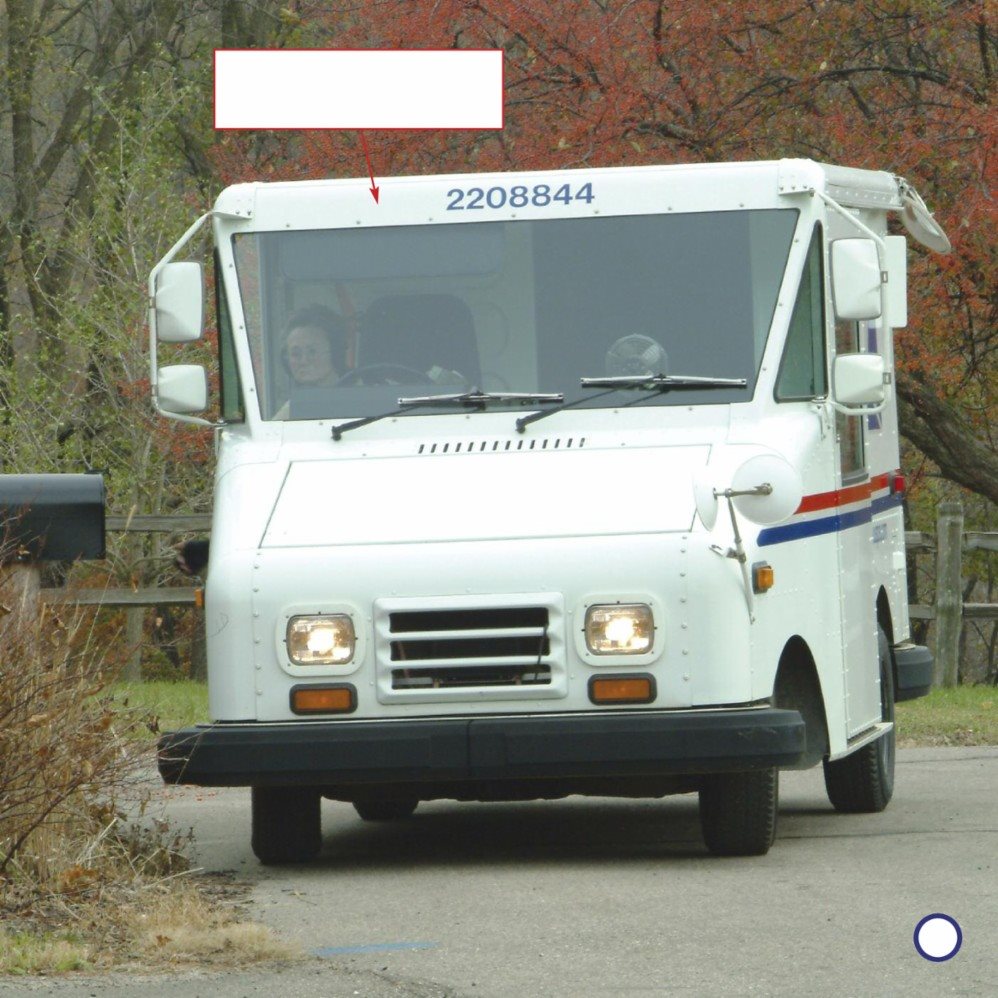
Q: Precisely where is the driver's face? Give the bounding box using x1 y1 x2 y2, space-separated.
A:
286 326 338 386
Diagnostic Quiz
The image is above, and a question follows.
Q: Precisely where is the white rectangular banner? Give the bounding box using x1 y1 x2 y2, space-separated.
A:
214 49 503 130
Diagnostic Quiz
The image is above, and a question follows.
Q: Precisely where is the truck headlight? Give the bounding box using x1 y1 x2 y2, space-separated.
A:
287 615 355 665
585 604 654 655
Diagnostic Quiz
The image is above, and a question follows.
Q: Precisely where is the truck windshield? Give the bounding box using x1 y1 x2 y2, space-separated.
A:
232 209 798 421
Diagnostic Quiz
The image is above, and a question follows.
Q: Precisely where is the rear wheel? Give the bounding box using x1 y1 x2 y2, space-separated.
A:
353 799 418 821
698 768 778 856
823 625 896 812
251 786 321 864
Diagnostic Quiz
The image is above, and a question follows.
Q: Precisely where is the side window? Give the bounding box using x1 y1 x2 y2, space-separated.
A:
775 227 826 400
215 253 245 423
835 319 865 479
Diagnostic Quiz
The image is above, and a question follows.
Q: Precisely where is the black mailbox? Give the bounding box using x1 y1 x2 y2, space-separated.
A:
0 474 106 561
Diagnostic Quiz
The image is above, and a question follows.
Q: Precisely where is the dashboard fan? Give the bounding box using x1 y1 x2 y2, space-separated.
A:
605 334 669 377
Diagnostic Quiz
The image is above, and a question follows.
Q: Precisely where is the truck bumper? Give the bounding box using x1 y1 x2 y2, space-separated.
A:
894 643 933 702
158 707 805 788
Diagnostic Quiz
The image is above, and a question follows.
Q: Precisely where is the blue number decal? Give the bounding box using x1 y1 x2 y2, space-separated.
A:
509 185 529 207
552 184 572 205
444 182 594 211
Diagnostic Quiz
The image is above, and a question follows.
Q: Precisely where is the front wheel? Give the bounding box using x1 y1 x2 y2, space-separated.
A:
698 768 778 856
251 786 321 865
823 625 896 813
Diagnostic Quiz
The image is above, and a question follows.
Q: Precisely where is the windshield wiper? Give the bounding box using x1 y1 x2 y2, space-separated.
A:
332 388 563 441
515 373 747 433
579 374 748 390
397 388 564 408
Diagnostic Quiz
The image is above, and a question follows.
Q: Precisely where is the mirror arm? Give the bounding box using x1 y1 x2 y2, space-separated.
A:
157 410 220 429
149 212 212 422
709 488 765 623
828 396 889 417
813 190 886 252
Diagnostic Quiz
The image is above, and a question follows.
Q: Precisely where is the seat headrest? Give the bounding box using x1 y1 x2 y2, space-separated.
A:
359 294 481 386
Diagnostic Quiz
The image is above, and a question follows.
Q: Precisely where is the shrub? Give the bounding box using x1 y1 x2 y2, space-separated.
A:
0 563 167 892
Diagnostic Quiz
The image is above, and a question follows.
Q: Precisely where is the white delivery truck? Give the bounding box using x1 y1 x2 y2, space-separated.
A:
154 159 947 861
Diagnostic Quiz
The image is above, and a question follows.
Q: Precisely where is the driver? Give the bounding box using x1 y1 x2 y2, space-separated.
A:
281 304 347 388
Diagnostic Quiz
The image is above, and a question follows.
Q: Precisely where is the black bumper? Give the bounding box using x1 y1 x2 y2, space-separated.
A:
895 643 933 702
158 708 805 788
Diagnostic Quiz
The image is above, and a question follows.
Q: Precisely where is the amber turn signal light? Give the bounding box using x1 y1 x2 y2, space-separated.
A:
290 684 356 715
752 563 775 594
588 674 656 705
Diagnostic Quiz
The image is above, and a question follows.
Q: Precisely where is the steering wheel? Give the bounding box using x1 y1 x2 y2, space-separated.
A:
337 363 432 386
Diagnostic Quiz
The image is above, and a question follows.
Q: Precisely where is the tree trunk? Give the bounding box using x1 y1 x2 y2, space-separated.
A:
896 373 998 506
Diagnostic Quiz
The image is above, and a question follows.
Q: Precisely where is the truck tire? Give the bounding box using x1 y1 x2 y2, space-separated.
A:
698 768 778 856
251 786 321 864
823 626 896 813
353 799 419 821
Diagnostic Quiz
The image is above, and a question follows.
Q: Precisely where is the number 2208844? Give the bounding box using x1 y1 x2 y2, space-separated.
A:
446 182 594 211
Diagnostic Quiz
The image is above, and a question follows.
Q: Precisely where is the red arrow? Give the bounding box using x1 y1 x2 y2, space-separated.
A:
359 130 380 204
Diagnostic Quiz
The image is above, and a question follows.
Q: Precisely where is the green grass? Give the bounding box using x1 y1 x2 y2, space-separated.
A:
896 684 997 747
113 680 209 736
113 680 997 747
0 930 91 975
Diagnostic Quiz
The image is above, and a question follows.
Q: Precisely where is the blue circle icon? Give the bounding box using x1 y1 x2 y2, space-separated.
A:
913 913 962 962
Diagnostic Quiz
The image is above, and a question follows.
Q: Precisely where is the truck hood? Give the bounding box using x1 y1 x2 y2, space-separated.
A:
261 445 709 548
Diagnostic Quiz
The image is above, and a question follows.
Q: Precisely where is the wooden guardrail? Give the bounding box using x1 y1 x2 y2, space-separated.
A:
39 514 211 607
46 586 201 606
105 514 212 532
906 503 997 687
907 527 998 619
32 514 211 680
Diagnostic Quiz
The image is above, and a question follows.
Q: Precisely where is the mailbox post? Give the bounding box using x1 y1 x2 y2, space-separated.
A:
0 474 106 632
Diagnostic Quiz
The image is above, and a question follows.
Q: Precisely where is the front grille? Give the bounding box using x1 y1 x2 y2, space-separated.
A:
375 595 567 703
392 665 552 690
392 635 551 663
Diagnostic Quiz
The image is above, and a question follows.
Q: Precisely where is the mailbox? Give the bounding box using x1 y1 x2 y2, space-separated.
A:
0 474 106 561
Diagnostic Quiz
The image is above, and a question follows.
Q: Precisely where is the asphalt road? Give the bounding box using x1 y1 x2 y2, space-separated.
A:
8 746 996 997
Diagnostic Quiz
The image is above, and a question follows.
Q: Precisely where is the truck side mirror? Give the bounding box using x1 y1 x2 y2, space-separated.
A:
158 364 208 414
831 239 882 321
155 262 204 343
883 235 908 328
832 353 885 406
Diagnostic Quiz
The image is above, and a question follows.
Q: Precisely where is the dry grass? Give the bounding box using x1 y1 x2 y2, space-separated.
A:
130 881 297 965
0 878 297 975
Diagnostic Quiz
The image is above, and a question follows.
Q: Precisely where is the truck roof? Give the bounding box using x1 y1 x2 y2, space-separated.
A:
213 158 948 252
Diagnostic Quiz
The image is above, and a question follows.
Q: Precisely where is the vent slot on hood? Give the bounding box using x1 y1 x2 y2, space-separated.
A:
417 437 586 455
